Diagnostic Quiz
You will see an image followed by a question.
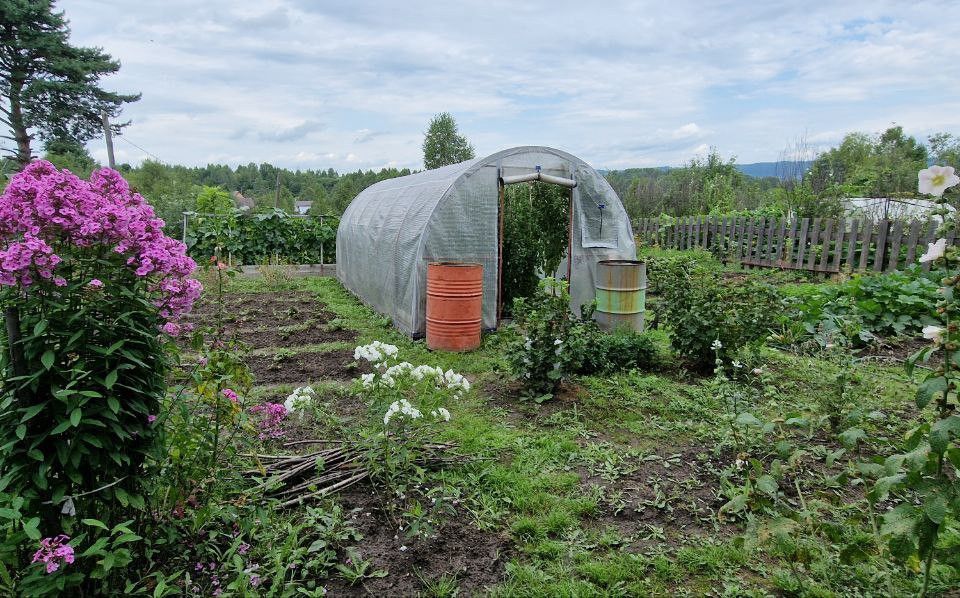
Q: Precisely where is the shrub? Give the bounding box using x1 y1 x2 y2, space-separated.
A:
657 262 779 370
642 248 718 295
778 267 940 346
505 278 580 399
187 207 337 266
569 311 660 375
0 162 199 585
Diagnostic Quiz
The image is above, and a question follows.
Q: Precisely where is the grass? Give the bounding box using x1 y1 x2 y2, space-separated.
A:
215 271 958 596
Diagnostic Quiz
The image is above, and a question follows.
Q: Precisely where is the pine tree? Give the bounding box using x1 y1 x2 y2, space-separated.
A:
0 0 139 168
422 112 475 170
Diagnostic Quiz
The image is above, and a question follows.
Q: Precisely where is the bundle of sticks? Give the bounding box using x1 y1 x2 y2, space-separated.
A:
244 439 464 508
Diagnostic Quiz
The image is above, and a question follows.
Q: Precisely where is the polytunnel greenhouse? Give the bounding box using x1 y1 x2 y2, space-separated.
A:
336 146 637 337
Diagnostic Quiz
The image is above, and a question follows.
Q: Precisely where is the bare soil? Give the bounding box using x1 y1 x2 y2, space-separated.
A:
324 486 510 597
246 349 369 386
580 445 735 551
237 325 357 350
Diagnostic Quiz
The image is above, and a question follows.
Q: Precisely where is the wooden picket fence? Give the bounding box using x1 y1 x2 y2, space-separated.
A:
635 216 953 274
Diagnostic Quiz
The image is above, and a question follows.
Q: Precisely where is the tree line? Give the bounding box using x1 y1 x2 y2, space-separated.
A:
606 126 960 222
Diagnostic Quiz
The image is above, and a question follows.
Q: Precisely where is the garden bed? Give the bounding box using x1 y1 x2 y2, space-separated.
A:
245 349 368 385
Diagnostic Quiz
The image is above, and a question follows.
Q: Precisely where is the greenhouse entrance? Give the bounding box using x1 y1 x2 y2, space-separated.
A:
497 168 577 321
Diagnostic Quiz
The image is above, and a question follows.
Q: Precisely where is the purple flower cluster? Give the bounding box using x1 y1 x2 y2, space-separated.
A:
249 402 288 439
31 535 74 574
0 161 201 324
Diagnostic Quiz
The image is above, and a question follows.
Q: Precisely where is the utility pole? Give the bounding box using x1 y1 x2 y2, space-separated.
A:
274 171 281 208
101 111 116 169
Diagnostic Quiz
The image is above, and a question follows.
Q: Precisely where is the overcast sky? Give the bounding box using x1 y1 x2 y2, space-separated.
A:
61 0 960 172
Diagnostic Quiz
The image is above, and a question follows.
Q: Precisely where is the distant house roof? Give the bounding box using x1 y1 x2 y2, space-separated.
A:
294 200 313 214
842 197 953 221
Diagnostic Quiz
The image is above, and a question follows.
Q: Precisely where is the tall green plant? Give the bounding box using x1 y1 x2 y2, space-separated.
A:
501 182 570 312
878 165 960 596
0 162 199 588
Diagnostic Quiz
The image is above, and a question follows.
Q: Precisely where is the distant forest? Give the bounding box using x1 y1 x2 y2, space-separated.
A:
15 125 960 230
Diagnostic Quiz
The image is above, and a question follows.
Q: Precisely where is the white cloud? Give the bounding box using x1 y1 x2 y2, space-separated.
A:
672 123 702 139
51 0 960 172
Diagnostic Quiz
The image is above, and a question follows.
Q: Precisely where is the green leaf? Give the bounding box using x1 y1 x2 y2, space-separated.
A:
881 504 919 560
18 403 46 423
23 517 41 540
839 427 866 449
923 494 947 525
916 376 948 409
735 412 762 427
33 320 47 336
756 475 778 497
929 415 960 453
70 408 82 427
40 350 55 370
107 396 120 414
82 518 108 530
104 370 118 390
14 425 25 440
114 533 142 544
80 537 108 557
50 420 71 435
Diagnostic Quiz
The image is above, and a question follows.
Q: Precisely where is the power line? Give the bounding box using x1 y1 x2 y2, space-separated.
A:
117 135 163 162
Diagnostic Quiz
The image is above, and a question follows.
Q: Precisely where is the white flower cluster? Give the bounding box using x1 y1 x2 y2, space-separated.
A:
431 407 451 421
383 399 422 425
711 339 723 351
283 386 315 412
354 341 399 365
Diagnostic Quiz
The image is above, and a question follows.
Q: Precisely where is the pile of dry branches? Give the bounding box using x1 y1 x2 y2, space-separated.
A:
244 439 464 508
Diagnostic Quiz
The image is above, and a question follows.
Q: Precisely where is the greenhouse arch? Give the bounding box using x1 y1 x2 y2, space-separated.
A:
336 146 637 337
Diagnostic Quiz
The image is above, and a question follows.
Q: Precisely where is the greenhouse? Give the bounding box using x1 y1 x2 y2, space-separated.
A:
336 146 637 337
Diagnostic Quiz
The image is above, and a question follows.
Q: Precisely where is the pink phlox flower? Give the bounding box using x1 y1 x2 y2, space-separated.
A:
31 534 73 575
0 161 201 323
249 402 288 439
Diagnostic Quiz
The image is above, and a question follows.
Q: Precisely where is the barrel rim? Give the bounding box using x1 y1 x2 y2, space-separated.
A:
429 261 483 268
597 259 645 267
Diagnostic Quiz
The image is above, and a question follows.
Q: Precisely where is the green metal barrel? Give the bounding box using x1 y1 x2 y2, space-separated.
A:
594 259 646 332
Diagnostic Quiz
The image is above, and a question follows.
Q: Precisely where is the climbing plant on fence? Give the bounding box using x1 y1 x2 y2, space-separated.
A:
186 208 338 264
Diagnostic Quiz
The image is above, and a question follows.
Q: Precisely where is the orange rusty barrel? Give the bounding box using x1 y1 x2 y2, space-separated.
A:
426 262 483 351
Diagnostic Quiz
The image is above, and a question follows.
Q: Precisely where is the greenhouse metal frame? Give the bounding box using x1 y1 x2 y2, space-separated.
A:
336 146 637 337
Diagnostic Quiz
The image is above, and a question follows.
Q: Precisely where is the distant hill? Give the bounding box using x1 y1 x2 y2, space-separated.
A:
601 161 813 180
734 161 812 179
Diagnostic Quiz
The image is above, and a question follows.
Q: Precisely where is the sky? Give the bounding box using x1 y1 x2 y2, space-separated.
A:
60 0 960 172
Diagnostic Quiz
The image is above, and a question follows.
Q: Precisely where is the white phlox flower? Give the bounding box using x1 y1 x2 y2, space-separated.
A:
732 360 743 369
383 399 423 426
411 364 443 382
284 386 316 412
354 341 399 365
360 373 376 388
384 362 414 379
523 336 533 351
711 339 722 351
431 407 451 421
919 238 948 264
918 165 959 198
443 369 471 394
